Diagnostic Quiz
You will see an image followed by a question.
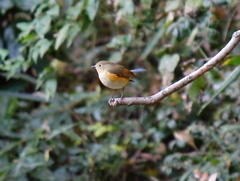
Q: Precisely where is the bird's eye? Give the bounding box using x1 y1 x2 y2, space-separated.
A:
99 64 102 67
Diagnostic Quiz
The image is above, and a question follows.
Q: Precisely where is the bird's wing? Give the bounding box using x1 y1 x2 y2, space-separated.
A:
108 64 136 78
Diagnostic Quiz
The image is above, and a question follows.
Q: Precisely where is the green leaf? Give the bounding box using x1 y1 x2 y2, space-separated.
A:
187 26 199 46
0 91 49 102
67 1 85 20
141 0 152 8
46 4 59 17
209 129 226 150
140 21 165 59
86 122 117 137
159 54 180 73
120 0 134 15
16 22 33 39
165 0 181 12
31 46 40 63
54 24 70 50
0 96 8 118
222 55 240 66
158 54 180 86
66 24 81 47
34 2 48 17
30 39 51 63
220 124 240 134
86 0 99 20
6 97 18 118
38 38 52 57
199 66 240 114
47 123 79 140
16 22 32 31
15 0 39 10
34 15 52 38
64 131 82 145
45 78 57 100
0 141 21 156
0 48 8 60
185 0 204 11
108 51 122 63
131 132 143 140
188 76 205 101
107 34 132 49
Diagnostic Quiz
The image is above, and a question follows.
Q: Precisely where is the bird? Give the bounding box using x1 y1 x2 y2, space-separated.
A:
91 61 146 98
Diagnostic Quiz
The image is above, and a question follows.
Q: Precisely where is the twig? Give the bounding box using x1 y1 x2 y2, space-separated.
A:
108 30 240 106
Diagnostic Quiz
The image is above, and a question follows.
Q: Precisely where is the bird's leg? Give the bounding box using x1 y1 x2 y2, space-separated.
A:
120 87 124 99
111 90 116 99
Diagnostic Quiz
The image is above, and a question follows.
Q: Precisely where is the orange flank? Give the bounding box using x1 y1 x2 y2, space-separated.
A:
106 71 129 82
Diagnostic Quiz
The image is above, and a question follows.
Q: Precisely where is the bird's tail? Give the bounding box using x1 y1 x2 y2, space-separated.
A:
130 68 146 73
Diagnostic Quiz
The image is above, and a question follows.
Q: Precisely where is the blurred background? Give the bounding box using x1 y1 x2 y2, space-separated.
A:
0 0 240 180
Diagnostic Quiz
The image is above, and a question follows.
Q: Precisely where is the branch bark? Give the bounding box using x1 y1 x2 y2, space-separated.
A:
108 30 240 106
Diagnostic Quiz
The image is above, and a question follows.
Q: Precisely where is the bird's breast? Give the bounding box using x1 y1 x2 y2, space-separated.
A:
98 71 129 89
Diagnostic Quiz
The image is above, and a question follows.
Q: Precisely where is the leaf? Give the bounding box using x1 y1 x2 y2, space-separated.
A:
185 0 204 12
0 141 21 156
47 123 79 140
54 24 70 50
86 122 116 137
34 2 48 17
45 78 57 100
39 39 52 57
50 59 67 75
31 39 52 63
209 129 226 150
46 4 59 17
67 1 85 20
15 0 39 10
187 26 199 46
174 130 198 151
158 54 180 86
34 15 52 38
108 51 122 63
16 22 33 39
0 91 49 102
140 21 165 59
131 132 143 140
0 48 8 60
86 0 99 20
107 158 124 176
63 131 82 145
107 34 132 49
66 24 81 47
208 173 218 181
141 0 152 8
188 76 204 101
120 0 134 15
222 55 240 66
199 66 240 114
31 46 40 63
220 124 240 134
165 0 181 12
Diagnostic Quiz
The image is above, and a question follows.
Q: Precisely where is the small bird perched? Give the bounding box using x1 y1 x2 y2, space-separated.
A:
91 61 146 98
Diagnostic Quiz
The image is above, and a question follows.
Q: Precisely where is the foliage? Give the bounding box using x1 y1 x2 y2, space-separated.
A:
0 0 240 180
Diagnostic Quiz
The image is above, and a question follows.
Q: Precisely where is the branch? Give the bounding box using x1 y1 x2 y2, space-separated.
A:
108 30 240 106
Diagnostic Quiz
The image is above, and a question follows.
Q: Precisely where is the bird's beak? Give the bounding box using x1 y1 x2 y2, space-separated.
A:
91 65 96 68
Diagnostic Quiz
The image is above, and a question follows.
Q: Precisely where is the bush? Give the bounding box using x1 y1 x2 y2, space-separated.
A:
0 0 240 180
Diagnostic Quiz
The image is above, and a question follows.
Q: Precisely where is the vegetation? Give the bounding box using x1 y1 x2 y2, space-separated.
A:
0 0 240 180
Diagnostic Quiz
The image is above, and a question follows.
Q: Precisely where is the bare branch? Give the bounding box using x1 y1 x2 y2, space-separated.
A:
109 30 240 106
